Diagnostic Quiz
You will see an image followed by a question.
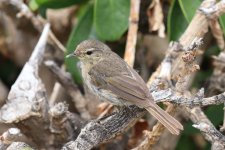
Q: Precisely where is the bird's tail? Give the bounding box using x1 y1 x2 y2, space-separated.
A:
145 103 183 135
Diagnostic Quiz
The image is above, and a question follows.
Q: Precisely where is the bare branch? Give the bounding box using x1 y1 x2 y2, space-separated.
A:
186 107 225 149
124 0 140 67
193 123 225 146
0 24 50 123
199 0 225 19
62 106 145 150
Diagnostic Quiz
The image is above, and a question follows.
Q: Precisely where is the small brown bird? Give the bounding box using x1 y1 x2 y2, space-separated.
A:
67 40 183 134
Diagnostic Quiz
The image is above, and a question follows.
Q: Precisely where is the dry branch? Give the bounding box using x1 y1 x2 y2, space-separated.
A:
62 106 146 150
186 107 225 149
124 0 140 67
0 25 77 149
0 24 50 123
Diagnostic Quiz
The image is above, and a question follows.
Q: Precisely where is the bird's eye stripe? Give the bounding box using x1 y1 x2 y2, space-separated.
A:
86 48 95 51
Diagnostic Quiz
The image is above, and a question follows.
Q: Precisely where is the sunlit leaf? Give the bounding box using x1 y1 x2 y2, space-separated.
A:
178 0 201 22
94 0 130 41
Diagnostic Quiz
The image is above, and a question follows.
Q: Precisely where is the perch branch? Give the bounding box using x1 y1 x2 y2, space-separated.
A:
62 106 146 150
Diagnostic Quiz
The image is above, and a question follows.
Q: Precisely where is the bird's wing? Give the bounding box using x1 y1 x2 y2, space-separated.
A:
98 72 151 107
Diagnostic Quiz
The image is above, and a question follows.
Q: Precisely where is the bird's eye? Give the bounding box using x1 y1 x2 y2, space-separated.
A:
86 51 93 55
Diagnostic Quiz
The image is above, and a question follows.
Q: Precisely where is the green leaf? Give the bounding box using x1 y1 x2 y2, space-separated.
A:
178 0 201 22
219 14 225 35
167 0 189 41
94 0 130 41
65 4 94 84
29 0 39 11
35 0 88 9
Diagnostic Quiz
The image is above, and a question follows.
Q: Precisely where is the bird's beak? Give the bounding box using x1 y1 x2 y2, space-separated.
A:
66 53 76 58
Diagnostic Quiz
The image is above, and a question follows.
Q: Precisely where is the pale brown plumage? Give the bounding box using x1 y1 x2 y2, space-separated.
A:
67 40 183 135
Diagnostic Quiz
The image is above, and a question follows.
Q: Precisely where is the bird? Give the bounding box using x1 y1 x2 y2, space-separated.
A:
66 40 183 135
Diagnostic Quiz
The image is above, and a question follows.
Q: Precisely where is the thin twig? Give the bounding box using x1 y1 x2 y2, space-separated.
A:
209 19 225 50
124 0 140 67
186 107 225 149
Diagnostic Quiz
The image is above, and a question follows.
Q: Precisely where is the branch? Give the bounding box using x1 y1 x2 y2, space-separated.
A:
199 0 225 19
152 88 225 107
62 106 146 150
186 107 225 149
0 24 79 149
193 123 225 145
0 24 50 123
124 0 140 67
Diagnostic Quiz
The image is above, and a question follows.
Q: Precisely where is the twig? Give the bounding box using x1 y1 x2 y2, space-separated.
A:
49 82 62 106
124 0 140 67
97 104 114 119
44 60 91 120
193 123 225 146
199 0 225 19
152 88 225 107
186 107 225 149
209 19 225 50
